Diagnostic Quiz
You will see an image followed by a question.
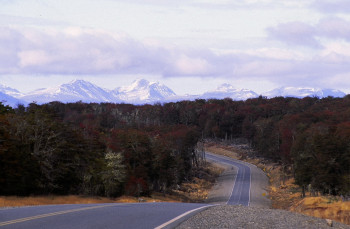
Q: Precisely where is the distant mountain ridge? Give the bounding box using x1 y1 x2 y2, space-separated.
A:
0 84 27 107
20 80 117 104
112 79 177 103
4 79 178 105
200 83 258 100
0 80 347 107
263 86 346 98
0 91 26 107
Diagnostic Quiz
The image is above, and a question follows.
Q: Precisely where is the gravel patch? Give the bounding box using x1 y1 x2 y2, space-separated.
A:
176 205 350 229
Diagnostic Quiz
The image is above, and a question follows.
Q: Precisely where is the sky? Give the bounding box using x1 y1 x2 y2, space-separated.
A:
1 0 350 94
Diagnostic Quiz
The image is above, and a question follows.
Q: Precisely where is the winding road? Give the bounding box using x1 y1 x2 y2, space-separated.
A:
0 152 268 229
206 153 251 206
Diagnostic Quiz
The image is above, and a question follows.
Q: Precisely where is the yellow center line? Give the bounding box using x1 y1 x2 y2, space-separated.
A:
0 204 117 227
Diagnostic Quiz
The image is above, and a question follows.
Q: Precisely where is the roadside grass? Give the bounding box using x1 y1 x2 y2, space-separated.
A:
0 162 221 208
171 164 224 203
205 141 350 226
0 194 186 208
290 197 350 225
0 195 121 207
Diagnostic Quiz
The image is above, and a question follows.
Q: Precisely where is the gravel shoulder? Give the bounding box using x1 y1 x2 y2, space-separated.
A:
206 153 271 208
205 161 236 204
176 205 350 229
177 154 350 228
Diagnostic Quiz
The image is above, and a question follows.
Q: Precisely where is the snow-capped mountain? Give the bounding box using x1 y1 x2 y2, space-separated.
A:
20 80 117 104
17 79 176 105
112 79 176 103
1 79 348 107
200 83 258 100
0 84 23 97
0 91 26 107
263 87 346 98
319 89 347 98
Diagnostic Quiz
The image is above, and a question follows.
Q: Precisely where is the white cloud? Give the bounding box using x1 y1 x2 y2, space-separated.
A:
1 25 350 91
245 48 307 60
18 50 52 67
312 0 350 13
106 0 312 8
174 55 212 75
321 41 350 57
267 17 350 48
317 17 350 40
235 60 293 77
267 21 321 48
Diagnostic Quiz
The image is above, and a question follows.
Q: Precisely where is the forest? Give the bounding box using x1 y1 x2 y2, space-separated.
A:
0 95 350 197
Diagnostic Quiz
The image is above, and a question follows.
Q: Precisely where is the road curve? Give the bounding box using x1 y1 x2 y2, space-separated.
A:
206 152 270 208
206 152 251 206
0 203 211 229
0 153 264 229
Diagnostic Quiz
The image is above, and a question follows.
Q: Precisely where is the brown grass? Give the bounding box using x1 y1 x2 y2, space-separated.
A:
290 197 350 225
171 164 224 202
205 141 350 225
0 194 189 208
0 195 120 208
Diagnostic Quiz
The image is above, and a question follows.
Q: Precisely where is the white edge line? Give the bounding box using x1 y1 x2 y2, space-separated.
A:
206 153 252 206
154 205 212 229
226 165 238 205
248 166 251 206
206 154 239 205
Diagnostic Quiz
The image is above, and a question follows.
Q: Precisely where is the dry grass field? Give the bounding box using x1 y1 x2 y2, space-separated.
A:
290 197 350 225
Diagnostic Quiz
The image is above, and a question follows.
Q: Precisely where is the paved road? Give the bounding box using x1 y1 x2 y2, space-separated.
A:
0 203 211 229
206 152 251 206
0 152 259 229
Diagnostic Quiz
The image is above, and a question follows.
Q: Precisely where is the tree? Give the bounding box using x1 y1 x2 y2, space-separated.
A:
102 151 126 197
0 113 40 195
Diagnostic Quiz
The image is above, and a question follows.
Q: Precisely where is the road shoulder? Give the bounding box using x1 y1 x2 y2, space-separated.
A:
206 152 271 208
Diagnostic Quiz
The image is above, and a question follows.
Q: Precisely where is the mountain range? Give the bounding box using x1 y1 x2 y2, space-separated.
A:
264 87 346 99
0 79 347 107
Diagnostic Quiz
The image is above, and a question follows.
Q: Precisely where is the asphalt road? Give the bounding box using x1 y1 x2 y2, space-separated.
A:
0 203 211 229
205 152 251 206
0 152 261 229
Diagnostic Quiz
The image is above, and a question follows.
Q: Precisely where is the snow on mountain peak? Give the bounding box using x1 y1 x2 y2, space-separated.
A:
263 86 346 98
68 79 96 87
0 84 23 97
2 78 347 107
132 79 152 88
0 91 26 107
20 79 116 104
120 79 151 92
217 83 235 91
201 83 258 100
115 78 176 103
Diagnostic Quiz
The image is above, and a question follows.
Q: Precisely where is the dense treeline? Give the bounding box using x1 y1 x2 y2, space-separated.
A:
1 95 350 196
0 102 203 196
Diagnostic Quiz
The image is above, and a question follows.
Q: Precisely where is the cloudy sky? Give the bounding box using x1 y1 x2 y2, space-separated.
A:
1 0 350 94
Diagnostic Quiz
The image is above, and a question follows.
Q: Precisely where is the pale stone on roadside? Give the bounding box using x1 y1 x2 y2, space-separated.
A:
326 219 333 227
